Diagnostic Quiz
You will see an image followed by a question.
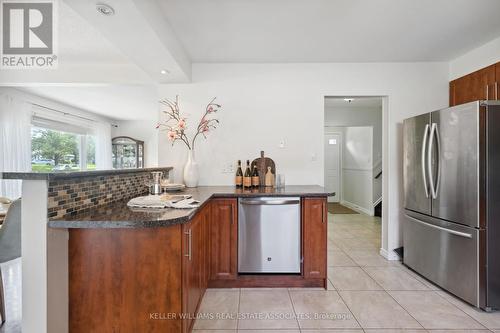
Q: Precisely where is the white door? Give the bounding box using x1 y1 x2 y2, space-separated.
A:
325 133 341 203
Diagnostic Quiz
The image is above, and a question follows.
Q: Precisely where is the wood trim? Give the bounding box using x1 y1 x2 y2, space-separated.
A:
208 275 325 288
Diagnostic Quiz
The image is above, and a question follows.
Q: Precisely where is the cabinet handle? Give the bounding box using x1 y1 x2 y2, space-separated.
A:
496 82 498 100
322 202 325 223
486 84 489 100
184 229 192 261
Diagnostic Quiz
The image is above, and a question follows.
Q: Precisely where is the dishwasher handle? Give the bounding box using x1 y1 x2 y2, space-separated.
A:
240 199 300 205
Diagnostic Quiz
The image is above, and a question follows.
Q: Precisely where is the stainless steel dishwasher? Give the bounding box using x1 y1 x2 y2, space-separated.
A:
238 197 301 273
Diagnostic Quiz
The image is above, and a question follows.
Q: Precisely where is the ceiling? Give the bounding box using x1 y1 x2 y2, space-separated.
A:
59 2 130 64
159 0 500 62
325 97 383 108
17 86 159 120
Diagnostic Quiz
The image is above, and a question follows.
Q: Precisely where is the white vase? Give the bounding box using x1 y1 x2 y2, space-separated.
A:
183 149 199 187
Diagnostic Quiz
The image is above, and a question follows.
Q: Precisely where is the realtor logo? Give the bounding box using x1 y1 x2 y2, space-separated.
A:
1 0 58 69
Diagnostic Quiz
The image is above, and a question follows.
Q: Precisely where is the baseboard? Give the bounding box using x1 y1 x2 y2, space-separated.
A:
379 248 400 261
373 196 382 207
340 200 374 216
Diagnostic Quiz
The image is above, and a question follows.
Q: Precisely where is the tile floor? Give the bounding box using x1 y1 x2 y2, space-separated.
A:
193 212 500 333
0 258 21 333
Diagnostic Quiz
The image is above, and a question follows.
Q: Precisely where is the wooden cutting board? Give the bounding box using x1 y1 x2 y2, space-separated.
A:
251 151 276 186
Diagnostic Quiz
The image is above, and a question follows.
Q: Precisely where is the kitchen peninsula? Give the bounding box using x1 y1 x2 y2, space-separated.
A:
1 168 332 333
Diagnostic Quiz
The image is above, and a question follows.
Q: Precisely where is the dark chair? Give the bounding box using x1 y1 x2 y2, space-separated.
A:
0 198 21 325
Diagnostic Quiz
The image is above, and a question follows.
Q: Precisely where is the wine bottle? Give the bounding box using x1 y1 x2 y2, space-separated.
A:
251 164 260 187
235 160 243 187
243 160 252 188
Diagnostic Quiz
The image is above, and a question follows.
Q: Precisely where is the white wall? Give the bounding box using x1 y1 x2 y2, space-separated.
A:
325 105 382 163
449 36 500 80
158 62 449 257
112 120 159 168
342 126 374 215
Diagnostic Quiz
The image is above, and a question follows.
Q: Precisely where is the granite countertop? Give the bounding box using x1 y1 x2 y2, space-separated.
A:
48 185 334 229
0 167 173 181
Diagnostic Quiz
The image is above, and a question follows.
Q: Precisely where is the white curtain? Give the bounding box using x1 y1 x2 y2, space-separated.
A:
93 122 112 170
0 93 32 199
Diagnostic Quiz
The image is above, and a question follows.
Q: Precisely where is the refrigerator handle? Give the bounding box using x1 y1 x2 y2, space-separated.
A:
405 215 472 238
421 124 430 198
427 123 437 199
434 124 441 199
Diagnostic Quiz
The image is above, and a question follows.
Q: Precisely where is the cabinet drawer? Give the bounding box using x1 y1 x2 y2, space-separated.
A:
403 212 480 306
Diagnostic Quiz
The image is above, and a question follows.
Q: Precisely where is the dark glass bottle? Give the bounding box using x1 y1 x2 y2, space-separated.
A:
243 160 252 188
235 160 243 187
251 165 260 187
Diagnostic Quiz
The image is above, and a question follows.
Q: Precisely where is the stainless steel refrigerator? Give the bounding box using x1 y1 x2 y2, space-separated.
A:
403 100 500 311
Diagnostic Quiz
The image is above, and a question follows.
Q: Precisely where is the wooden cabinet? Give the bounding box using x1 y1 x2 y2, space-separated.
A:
450 62 499 106
209 199 238 280
182 210 208 333
69 227 183 333
68 195 330 332
302 197 327 279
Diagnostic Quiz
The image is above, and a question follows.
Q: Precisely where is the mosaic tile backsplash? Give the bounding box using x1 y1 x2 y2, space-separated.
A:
47 169 170 219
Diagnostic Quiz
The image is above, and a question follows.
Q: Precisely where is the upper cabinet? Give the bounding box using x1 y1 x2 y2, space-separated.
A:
112 136 144 169
450 62 499 106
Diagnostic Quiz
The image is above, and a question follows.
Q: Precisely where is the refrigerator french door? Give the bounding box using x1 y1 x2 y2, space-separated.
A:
403 101 500 311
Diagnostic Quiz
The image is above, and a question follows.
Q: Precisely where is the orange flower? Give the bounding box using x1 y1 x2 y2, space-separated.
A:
178 119 186 129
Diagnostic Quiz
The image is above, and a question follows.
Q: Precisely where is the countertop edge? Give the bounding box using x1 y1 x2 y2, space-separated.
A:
48 189 333 229
1 167 173 181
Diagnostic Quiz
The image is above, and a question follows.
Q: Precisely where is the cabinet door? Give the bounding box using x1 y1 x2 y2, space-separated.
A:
450 71 481 106
479 65 496 100
450 65 497 106
209 199 237 280
302 198 327 279
182 215 203 333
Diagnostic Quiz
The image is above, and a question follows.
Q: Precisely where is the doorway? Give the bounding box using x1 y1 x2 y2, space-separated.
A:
324 97 383 216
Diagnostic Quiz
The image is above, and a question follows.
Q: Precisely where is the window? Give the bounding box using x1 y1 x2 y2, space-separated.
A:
31 127 96 172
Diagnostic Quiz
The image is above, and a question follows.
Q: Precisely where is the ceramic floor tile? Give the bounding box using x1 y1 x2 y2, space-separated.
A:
193 290 239 330
339 290 422 329
194 331 236 333
328 267 382 291
236 331 300 333
365 328 429 333
301 330 363 333
363 267 429 291
289 290 360 329
403 269 442 291
427 330 491 333
0 258 22 333
345 250 400 267
389 291 485 330
238 289 298 329
436 290 500 329
328 250 357 267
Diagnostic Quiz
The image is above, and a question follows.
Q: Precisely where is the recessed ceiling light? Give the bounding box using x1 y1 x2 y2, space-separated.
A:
96 3 115 16
344 98 355 103
160 69 169 75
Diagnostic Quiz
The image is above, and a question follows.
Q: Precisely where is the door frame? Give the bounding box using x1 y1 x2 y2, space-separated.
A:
323 96 392 260
324 129 343 203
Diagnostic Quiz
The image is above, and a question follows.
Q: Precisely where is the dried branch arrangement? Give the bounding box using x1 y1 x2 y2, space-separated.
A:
157 96 221 150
